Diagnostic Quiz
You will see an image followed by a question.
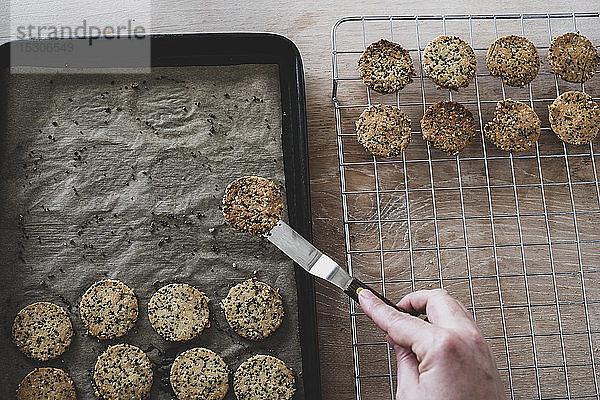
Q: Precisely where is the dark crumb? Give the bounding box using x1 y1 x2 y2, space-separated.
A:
157 236 172 247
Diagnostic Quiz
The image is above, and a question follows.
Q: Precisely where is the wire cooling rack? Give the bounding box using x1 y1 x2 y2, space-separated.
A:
331 13 600 400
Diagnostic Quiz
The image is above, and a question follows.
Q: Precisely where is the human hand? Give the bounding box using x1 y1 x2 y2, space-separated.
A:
359 288 505 400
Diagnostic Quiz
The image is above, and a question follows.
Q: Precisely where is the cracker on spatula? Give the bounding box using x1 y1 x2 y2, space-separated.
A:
222 176 283 235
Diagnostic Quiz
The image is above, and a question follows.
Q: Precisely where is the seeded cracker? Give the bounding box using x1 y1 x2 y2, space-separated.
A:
148 283 210 341
549 91 600 145
16 368 76 400
93 344 153 400
484 99 541 152
234 355 295 400
221 279 284 340
423 35 477 90
79 279 138 340
355 104 411 157
486 35 540 87
222 176 283 235
548 32 600 83
170 347 229 400
12 302 73 361
420 101 476 155
358 39 415 93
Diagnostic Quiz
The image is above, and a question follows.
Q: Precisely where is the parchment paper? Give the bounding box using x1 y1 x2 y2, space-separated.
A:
0 64 305 399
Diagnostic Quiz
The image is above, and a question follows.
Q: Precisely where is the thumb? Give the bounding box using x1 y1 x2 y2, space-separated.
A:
359 288 432 350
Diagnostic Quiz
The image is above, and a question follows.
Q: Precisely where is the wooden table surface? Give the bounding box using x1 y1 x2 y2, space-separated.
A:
2 1 599 399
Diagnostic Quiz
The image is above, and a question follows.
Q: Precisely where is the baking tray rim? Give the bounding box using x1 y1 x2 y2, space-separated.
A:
0 32 321 400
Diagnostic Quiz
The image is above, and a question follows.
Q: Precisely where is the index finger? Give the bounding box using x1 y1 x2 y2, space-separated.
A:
397 289 474 327
359 288 434 349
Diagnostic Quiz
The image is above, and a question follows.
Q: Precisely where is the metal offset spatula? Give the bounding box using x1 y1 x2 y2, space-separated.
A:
222 175 409 314
265 220 409 314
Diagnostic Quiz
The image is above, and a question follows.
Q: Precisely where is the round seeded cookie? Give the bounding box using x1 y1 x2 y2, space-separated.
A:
486 35 540 87
549 91 600 145
16 368 76 400
221 279 284 340
358 38 415 93
222 176 283 235
423 35 477 90
484 99 541 152
93 344 153 400
12 302 73 361
355 104 411 157
148 283 210 341
80 279 138 340
420 101 476 155
233 355 295 400
170 347 229 400
548 32 600 83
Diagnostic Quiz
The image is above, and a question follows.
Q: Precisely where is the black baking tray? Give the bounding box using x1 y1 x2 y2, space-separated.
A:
0 33 321 399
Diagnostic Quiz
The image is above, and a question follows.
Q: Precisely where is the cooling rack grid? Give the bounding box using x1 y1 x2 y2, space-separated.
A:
332 12 600 400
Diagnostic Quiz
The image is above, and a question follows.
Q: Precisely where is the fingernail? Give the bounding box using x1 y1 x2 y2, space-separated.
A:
358 287 374 301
